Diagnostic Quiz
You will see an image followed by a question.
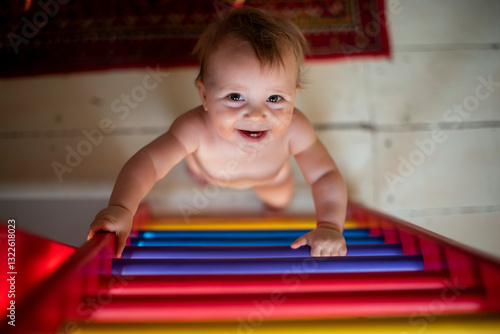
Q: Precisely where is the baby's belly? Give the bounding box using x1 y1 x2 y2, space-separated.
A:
185 154 290 189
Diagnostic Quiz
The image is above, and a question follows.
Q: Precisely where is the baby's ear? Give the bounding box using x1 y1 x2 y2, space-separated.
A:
196 79 207 105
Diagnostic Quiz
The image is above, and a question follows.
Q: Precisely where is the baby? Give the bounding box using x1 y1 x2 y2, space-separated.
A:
87 7 348 258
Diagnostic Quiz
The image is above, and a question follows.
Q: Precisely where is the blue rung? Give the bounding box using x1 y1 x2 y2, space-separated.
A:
130 236 385 246
138 228 370 239
112 255 424 275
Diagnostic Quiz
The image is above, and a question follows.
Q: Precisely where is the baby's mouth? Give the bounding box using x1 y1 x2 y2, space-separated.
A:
238 129 268 142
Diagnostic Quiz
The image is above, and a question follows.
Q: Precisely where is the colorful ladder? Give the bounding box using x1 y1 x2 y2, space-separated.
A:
6 202 500 333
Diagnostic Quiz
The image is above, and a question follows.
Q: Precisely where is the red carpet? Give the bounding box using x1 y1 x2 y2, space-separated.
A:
0 0 390 77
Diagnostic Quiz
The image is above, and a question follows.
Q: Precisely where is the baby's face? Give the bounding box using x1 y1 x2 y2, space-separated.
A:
197 39 298 153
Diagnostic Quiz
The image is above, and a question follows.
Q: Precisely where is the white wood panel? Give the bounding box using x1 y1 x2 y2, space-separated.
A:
368 50 500 124
388 0 500 46
0 135 153 183
295 61 369 124
375 128 500 210
0 67 200 132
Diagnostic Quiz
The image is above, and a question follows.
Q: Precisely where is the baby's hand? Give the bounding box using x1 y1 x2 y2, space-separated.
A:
87 205 134 258
290 225 347 257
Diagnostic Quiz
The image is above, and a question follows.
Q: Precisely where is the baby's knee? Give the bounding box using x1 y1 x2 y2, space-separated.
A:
255 178 294 209
270 192 293 210
276 181 294 207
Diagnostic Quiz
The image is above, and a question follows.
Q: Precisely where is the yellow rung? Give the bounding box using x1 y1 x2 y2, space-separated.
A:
139 219 359 230
65 314 500 334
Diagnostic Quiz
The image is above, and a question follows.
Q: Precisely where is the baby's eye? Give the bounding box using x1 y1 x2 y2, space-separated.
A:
227 93 243 101
267 95 282 103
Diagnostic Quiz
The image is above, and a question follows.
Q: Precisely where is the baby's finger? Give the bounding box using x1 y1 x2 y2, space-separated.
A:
115 232 128 258
320 248 333 257
338 244 347 256
87 220 105 241
325 248 333 257
290 236 308 249
310 245 322 257
87 229 95 241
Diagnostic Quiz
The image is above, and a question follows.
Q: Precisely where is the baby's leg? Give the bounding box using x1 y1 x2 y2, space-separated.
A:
253 167 294 211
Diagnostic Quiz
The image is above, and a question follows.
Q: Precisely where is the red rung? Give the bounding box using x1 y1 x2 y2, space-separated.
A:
399 230 420 255
445 248 480 287
366 213 383 236
479 261 500 307
419 238 445 270
381 220 399 243
103 270 451 296
91 289 489 322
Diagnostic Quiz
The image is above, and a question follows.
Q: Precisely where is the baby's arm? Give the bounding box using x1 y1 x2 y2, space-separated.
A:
288 110 348 256
87 111 201 257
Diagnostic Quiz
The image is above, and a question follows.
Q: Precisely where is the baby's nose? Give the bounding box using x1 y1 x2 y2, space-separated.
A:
243 107 267 120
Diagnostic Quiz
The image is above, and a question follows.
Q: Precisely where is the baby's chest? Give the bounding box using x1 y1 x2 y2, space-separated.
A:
195 145 289 180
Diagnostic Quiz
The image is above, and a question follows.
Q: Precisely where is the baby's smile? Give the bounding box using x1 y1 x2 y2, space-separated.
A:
237 129 268 142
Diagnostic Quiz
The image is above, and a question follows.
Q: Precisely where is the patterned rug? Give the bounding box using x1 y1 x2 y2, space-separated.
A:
0 0 390 77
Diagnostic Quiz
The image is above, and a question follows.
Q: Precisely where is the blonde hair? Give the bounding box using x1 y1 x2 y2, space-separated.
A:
193 7 307 86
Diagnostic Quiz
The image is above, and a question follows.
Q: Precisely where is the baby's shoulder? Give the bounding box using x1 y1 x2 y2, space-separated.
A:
169 106 209 135
287 108 317 154
168 106 208 152
288 108 315 134
172 106 207 128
